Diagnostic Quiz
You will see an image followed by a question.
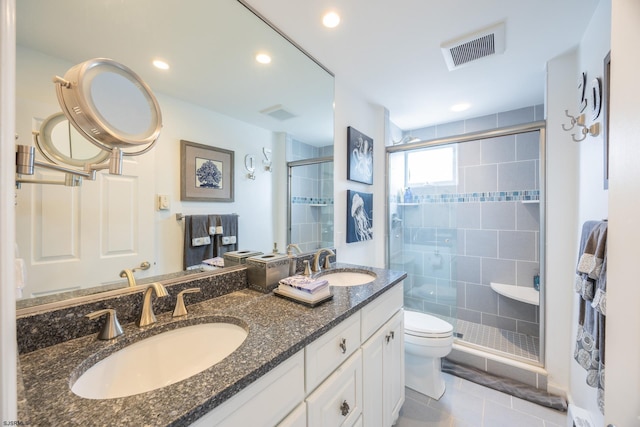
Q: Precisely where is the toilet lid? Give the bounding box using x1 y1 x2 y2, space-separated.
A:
404 311 453 338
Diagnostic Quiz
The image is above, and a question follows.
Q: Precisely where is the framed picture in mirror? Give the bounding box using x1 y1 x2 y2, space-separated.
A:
347 126 373 184
181 140 234 202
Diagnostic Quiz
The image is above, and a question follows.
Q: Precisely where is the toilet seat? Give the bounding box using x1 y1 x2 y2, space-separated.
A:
404 311 453 338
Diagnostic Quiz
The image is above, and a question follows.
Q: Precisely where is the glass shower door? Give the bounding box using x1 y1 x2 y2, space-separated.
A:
388 128 544 365
288 158 334 253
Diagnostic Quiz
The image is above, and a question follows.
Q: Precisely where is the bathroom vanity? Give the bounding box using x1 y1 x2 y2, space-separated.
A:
17 264 406 426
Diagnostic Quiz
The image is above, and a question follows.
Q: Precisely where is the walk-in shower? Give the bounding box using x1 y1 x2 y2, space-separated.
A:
287 157 334 253
387 122 545 365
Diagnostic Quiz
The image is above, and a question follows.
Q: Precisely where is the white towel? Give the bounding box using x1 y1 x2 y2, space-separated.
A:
277 284 330 302
279 275 329 293
202 257 224 268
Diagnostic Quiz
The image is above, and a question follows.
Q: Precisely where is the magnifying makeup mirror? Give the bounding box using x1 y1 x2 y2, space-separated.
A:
34 112 110 167
16 58 163 186
53 58 162 156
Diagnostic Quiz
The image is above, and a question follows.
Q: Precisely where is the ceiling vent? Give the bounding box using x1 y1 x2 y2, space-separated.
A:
260 104 297 121
441 22 505 71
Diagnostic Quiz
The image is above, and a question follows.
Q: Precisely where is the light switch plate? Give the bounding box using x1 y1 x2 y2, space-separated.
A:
157 194 170 210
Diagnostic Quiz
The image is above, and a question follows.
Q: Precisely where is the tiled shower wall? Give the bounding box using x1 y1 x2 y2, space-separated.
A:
288 139 334 253
391 106 543 338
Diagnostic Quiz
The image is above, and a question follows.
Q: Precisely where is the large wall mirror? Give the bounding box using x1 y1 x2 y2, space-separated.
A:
15 0 334 309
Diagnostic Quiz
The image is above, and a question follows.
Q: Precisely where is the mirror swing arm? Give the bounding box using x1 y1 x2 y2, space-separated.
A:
15 58 162 189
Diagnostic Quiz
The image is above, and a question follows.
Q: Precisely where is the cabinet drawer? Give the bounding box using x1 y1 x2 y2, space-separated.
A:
191 350 305 426
278 402 306 427
306 349 362 427
360 282 403 342
305 313 361 393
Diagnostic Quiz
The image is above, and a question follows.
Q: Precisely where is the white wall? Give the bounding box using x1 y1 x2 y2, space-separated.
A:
333 77 387 267
545 1 611 422
606 0 640 424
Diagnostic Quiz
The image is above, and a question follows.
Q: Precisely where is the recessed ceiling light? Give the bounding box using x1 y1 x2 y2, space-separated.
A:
152 59 170 70
322 11 340 28
451 103 471 112
256 53 272 64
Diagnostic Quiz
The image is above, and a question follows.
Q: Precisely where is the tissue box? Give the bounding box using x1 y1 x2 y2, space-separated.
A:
246 253 290 293
223 250 263 266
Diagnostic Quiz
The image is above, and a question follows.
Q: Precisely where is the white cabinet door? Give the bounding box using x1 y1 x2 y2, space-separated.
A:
307 349 362 427
305 313 361 393
362 309 405 427
385 309 405 426
362 322 385 427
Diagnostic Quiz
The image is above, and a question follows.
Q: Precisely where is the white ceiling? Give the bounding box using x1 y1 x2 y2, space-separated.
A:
244 0 601 131
16 0 603 142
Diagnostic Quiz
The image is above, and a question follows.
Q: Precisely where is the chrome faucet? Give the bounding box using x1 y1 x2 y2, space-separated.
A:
312 248 335 272
119 269 137 287
137 282 168 327
173 288 201 317
119 261 150 287
286 243 302 275
86 308 124 340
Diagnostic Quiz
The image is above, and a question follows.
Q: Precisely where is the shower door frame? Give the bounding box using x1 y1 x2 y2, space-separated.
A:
286 156 334 248
385 121 547 366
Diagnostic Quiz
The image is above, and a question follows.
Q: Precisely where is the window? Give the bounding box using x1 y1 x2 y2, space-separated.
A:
407 145 456 185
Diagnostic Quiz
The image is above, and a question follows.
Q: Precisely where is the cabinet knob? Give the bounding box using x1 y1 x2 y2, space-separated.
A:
340 400 350 416
339 338 347 354
385 334 392 343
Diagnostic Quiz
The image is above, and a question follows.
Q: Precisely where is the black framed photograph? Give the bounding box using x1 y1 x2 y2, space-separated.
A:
180 140 234 202
346 190 373 243
347 126 373 184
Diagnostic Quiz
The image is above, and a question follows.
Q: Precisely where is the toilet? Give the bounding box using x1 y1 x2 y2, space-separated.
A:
404 310 454 400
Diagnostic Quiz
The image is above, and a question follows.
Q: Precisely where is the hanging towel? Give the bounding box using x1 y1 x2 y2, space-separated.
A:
190 215 211 247
183 215 214 270
573 220 607 414
211 214 238 256
208 214 224 235
577 222 608 280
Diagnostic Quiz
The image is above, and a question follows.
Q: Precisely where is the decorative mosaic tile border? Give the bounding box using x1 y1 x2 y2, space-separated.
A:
393 190 539 204
291 197 334 205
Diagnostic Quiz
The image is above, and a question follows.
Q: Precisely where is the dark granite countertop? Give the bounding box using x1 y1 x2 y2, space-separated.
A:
18 264 406 427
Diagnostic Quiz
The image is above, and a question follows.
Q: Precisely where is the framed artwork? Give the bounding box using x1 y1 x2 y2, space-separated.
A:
602 51 611 190
346 190 373 243
180 140 234 202
347 126 373 184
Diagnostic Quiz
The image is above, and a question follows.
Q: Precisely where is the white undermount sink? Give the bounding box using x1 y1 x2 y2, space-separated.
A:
71 322 248 399
319 269 377 286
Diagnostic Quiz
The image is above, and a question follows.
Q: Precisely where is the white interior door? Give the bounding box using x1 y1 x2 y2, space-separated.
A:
15 153 155 297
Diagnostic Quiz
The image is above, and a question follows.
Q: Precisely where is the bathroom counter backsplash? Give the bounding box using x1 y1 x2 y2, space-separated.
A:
18 263 406 427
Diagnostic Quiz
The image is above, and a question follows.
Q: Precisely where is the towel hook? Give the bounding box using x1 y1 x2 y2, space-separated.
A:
562 110 579 131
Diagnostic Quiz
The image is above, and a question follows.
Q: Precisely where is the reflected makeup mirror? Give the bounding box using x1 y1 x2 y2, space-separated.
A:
53 58 163 154
34 112 110 167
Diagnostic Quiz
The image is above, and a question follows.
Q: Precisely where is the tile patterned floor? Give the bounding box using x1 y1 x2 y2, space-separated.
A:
397 373 567 427
454 319 540 363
